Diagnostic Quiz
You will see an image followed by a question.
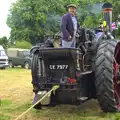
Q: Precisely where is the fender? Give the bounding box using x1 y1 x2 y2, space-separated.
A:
30 46 40 55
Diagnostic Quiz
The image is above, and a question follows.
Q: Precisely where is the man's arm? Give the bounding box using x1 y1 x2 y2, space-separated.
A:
60 15 70 40
77 23 80 29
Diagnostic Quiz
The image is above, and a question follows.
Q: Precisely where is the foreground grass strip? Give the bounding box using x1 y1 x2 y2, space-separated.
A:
1 102 31 113
14 85 59 120
1 69 120 120
1 99 120 120
0 113 11 120
0 99 12 106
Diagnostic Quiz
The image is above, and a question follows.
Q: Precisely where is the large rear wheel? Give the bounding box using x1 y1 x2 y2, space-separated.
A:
95 40 120 112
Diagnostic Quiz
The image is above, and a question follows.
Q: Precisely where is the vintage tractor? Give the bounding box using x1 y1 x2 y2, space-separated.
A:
30 3 120 112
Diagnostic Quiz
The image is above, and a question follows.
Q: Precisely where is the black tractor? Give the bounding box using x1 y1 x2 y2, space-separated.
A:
30 3 120 112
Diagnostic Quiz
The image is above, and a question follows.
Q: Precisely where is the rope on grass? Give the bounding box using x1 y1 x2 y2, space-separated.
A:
14 85 59 120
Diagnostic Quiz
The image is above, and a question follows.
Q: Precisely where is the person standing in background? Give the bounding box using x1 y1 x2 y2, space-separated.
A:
60 4 80 48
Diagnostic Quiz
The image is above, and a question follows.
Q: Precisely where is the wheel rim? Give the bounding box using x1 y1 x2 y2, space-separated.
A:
37 57 44 78
25 63 29 69
9 62 12 68
37 58 41 78
35 55 45 89
113 43 120 110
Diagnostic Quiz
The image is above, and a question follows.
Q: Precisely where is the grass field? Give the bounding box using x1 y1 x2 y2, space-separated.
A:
0 68 120 120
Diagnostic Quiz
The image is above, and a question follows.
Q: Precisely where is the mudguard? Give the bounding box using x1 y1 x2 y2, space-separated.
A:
30 46 40 55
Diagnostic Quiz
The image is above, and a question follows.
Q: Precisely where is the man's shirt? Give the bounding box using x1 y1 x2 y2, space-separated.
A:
71 16 77 31
71 16 77 40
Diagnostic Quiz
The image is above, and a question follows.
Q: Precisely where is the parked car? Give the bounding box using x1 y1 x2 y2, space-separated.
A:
7 48 32 69
0 45 9 69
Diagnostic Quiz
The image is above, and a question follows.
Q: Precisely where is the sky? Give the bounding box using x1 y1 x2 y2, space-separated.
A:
0 0 17 38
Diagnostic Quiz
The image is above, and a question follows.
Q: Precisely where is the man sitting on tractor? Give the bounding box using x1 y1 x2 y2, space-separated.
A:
60 4 80 48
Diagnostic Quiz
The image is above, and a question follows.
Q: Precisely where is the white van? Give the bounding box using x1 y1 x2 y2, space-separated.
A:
0 45 9 69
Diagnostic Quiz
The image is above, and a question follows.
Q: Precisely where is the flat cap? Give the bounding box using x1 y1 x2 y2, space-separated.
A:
67 4 77 8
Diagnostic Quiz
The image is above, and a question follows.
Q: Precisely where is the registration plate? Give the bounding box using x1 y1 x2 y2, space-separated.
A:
49 65 69 70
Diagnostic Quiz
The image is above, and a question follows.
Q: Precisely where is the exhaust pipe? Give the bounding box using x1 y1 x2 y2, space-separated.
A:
102 2 113 32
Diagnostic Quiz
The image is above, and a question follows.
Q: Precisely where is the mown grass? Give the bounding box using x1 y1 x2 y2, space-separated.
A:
0 68 120 120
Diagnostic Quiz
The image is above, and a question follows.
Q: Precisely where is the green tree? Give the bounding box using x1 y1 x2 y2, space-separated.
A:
7 0 89 45
7 0 120 44
7 0 47 44
15 41 32 49
112 0 120 21
0 36 8 48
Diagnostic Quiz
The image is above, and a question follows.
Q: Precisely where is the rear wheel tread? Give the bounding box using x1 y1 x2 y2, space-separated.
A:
95 40 119 112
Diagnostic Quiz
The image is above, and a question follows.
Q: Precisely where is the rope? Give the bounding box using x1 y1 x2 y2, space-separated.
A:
14 85 59 120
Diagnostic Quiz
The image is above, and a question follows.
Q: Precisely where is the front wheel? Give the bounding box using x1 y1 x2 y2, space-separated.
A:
95 40 120 112
9 61 14 68
24 62 30 69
